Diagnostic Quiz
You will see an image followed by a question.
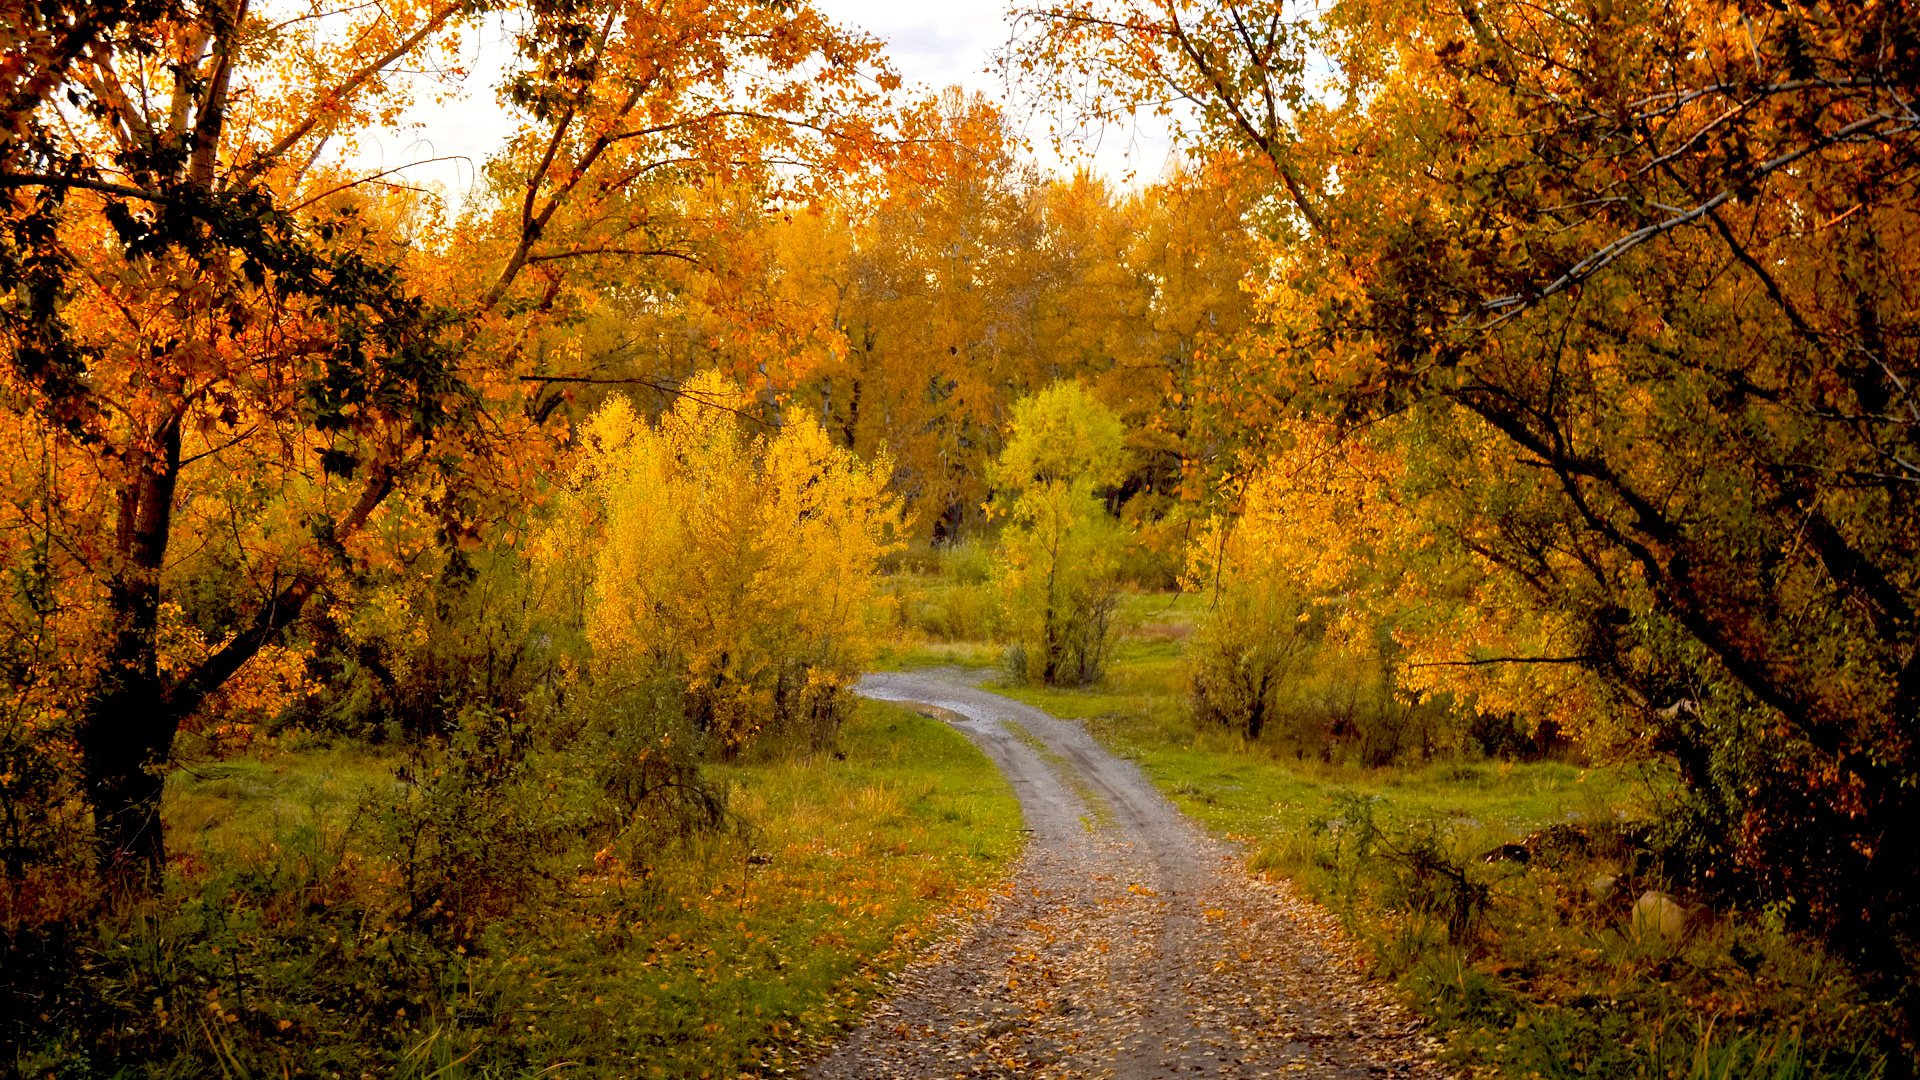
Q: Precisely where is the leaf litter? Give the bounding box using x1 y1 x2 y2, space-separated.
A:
806 670 1450 1079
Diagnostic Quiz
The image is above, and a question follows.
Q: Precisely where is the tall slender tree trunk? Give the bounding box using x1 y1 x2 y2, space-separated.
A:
843 376 861 448
76 414 182 887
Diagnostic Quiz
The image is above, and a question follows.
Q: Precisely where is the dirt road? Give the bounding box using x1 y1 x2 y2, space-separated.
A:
807 668 1446 1079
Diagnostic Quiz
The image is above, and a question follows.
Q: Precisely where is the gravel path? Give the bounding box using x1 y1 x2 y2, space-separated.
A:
807 668 1449 1079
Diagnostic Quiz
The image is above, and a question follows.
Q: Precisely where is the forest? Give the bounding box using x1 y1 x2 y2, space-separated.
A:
1 0 1915 1076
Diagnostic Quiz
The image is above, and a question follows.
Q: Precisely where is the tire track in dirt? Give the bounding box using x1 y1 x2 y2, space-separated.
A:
806 668 1448 1079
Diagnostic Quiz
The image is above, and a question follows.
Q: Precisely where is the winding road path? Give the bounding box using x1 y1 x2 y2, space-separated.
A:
808 668 1447 1079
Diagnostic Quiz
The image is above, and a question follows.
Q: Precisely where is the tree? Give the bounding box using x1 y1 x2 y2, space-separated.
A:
617 103 1270 553
1185 421 1376 741
545 372 903 752
815 89 1057 539
991 381 1128 685
0 0 894 884
1187 414 1604 756
511 89 1057 542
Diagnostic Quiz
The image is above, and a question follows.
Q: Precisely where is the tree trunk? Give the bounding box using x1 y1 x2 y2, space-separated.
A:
76 414 182 888
843 376 861 449
1246 668 1271 742
1041 550 1061 685
74 441 386 890
77 679 178 886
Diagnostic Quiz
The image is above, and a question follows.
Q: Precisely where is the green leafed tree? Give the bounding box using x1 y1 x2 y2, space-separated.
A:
991 381 1129 685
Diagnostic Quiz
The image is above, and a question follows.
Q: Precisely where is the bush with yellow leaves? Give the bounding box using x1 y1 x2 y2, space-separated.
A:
543 372 905 754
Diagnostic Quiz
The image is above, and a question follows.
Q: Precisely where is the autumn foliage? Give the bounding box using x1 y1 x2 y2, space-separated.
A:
3 0 1920 1069
0 0 896 882
986 382 1129 685
547 373 903 752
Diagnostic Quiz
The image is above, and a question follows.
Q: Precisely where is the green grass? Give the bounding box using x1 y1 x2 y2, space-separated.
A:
373 698 1023 1078
19 700 1021 1078
987 618 1649 880
587 699 1023 1077
164 742 392 865
871 636 1002 671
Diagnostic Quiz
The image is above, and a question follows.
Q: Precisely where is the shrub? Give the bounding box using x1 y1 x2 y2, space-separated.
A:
538 675 730 883
298 545 564 743
1185 453 1470 763
1186 596 1314 741
372 704 564 942
0 720 82 893
1184 456 1345 741
543 373 904 753
1314 792 1490 945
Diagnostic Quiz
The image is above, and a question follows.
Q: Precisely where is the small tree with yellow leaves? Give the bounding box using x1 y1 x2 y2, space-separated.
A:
991 382 1128 686
544 372 904 753
1186 419 1406 744
1190 418 1599 761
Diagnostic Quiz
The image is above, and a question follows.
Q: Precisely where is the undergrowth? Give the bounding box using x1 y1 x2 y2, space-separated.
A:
3 700 1019 1077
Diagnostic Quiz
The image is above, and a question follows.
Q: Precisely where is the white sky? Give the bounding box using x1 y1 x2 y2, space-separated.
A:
826 0 1178 180
352 1 1179 211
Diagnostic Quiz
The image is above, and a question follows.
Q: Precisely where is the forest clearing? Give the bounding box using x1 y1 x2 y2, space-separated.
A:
2 0 1916 1076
